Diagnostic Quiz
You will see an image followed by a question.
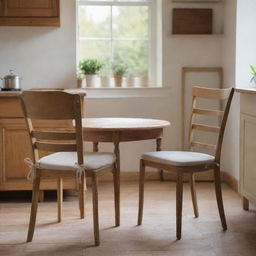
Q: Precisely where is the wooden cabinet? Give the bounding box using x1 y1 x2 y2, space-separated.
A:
0 0 60 26
238 90 256 210
0 1 3 16
0 94 76 191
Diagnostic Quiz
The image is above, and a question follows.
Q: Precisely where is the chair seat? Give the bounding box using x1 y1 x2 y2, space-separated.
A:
38 152 116 171
142 151 215 167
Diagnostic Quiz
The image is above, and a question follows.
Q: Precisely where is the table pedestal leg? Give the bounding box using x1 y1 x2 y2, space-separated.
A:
156 138 164 182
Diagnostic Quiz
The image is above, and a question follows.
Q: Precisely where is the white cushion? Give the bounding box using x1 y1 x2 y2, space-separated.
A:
142 151 215 167
38 152 116 171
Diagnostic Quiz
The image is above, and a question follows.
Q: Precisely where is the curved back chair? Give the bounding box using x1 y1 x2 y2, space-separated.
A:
20 91 119 246
137 86 234 240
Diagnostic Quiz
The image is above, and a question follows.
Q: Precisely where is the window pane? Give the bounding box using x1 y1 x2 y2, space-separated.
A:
113 40 148 76
79 40 111 63
79 6 111 38
81 0 150 2
112 6 149 38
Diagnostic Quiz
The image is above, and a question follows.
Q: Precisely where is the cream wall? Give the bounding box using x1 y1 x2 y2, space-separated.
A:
236 0 256 87
221 0 256 181
221 0 239 179
0 0 224 172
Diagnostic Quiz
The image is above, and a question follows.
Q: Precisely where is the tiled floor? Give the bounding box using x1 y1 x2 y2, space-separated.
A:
0 181 256 256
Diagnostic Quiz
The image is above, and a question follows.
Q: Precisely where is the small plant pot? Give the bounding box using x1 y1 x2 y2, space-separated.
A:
137 76 148 87
85 75 97 87
77 78 83 88
100 76 113 87
124 77 135 87
114 75 123 87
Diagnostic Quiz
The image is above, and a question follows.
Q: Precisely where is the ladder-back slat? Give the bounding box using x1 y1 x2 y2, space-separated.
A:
188 87 234 163
192 123 220 133
34 142 77 152
193 108 224 117
21 91 77 120
20 91 85 164
31 131 76 140
191 141 216 151
193 87 232 100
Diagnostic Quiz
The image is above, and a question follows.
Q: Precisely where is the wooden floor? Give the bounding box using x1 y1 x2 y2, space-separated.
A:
0 181 256 256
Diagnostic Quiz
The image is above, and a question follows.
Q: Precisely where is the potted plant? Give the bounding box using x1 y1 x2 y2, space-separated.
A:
250 65 256 87
79 59 103 87
112 63 127 87
100 64 113 87
76 72 84 88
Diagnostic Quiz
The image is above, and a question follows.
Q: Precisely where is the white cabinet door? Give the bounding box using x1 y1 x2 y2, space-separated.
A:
240 113 256 204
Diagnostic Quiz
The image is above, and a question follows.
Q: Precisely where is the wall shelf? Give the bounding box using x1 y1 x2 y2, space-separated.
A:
170 34 223 38
172 0 222 3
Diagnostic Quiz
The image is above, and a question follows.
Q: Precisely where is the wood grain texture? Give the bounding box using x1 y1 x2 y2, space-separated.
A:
138 87 234 240
0 0 3 16
0 97 24 118
21 91 117 246
82 118 169 184
83 118 170 131
181 67 223 148
172 8 212 35
0 0 60 26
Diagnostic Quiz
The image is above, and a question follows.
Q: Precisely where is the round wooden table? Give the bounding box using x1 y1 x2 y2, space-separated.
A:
82 118 170 181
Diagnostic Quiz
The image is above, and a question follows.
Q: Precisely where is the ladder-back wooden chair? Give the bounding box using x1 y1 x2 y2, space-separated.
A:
20 91 119 246
137 86 234 240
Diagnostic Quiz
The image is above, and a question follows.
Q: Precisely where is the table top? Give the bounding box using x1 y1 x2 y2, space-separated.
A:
82 118 170 131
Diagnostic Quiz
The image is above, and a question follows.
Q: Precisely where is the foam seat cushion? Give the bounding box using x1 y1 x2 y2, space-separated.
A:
142 151 215 166
38 152 116 171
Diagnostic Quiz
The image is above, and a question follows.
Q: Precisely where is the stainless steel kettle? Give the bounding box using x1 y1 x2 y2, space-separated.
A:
0 70 22 91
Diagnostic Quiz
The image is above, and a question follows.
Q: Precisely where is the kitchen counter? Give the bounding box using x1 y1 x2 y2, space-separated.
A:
237 88 256 210
0 88 86 192
0 89 86 97
0 91 22 97
235 87 256 95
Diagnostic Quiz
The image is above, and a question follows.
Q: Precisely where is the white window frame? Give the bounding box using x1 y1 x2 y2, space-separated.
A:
76 0 162 87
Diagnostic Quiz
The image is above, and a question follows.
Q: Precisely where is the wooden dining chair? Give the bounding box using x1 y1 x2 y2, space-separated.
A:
137 86 235 240
20 91 120 246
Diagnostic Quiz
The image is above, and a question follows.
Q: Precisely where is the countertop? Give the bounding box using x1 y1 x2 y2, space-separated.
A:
236 87 256 95
0 89 87 97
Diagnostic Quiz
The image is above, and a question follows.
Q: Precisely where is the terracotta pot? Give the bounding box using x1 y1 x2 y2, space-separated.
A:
114 75 123 87
77 78 83 88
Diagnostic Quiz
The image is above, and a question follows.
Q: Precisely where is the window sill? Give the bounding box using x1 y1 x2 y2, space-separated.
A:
82 87 172 99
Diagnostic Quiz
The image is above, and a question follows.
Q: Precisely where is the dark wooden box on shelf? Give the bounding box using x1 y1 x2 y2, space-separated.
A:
172 8 213 34
0 0 60 26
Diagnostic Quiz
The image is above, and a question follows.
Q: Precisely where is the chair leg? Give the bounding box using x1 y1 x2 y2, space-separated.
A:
243 197 249 211
137 159 146 226
176 171 184 240
113 166 120 227
214 166 227 230
57 178 63 223
78 173 86 219
190 173 199 218
92 173 100 246
27 175 41 242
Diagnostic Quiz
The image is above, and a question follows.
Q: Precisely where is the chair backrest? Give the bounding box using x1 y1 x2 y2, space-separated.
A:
20 91 84 165
188 86 234 163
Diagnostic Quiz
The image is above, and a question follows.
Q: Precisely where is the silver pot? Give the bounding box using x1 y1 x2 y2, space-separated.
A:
1 70 22 91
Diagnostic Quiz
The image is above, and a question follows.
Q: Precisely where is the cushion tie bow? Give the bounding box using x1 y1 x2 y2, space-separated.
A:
75 163 86 184
24 158 40 181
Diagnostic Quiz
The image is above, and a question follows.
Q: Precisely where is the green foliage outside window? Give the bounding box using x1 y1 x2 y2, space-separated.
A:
78 5 149 77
